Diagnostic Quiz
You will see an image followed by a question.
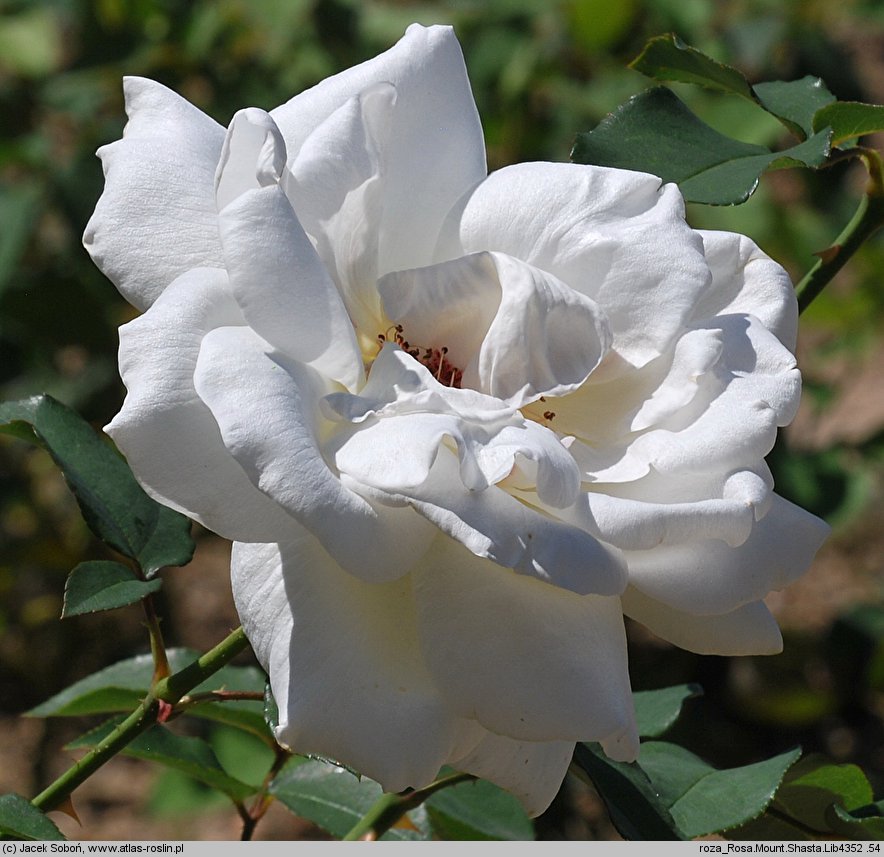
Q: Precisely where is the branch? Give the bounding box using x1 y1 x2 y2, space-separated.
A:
31 625 251 813
795 148 884 314
342 772 476 841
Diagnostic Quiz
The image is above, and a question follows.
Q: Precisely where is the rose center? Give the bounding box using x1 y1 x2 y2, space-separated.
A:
377 324 463 388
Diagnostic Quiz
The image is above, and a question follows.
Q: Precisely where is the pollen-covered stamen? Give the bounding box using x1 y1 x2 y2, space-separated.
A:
376 325 463 388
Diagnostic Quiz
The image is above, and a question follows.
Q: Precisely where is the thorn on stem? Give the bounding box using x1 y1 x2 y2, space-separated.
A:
156 699 174 724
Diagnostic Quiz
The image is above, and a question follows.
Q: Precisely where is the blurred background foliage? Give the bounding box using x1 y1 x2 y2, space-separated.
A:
1 0 883 840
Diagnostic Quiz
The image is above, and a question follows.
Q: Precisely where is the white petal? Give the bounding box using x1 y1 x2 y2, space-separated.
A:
215 108 363 390
695 230 798 349
624 494 831 615
448 734 575 818
521 466 771 560
361 446 626 596
286 83 394 344
232 532 481 793
438 163 709 371
570 393 780 485
105 268 295 541
193 326 436 582
325 345 580 507
413 537 637 751
378 251 610 406
272 24 486 276
83 77 225 309
623 587 784 655
571 318 799 484
565 479 764 552
630 327 725 432
215 108 287 210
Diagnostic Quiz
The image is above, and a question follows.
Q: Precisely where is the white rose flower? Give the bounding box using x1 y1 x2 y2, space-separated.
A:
85 24 829 815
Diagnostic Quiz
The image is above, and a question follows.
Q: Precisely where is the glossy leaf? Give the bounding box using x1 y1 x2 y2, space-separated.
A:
629 33 753 98
813 101 884 146
571 743 682 840
732 755 875 840
628 35 837 141
832 801 884 839
572 87 831 204
269 758 429 841
753 77 836 139
639 742 801 837
62 560 162 617
0 793 65 841
67 720 256 802
0 395 194 576
27 648 267 740
425 777 534 840
263 681 280 735
634 684 702 738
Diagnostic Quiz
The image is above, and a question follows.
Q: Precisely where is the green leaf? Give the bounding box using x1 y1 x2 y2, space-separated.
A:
629 33 753 98
634 684 702 738
733 756 880 840
27 648 268 740
628 35 838 141
572 87 831 204
571 743 682 840
263 680 279 735
425 777 534 840
67 720 256 802
269 758 429 841
62 560 163 618
640 742 802 837
753 77 836 139
0 793 66 841
831 800 884 839
0 395 194 576
779 757 873 827
209 725 277 789
813 101 884 146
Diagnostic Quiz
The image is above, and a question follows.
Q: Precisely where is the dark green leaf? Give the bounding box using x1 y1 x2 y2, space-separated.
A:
269 758 429 841
425 777 534 840
62 560 162 617
67 720 256 802
634 684 702 738
635 742 715 807
628 36 839 141
831 800 884 839
778 757 873 828
813 102 884 146
732 755 880 840
571 743 682 840
28 648 267 742
0 395 194 575
263 680 279 734
26 650 156 717
0 793 65 841
629 33 753 98
753 77 836 139
186 697 269 744
572 87 831 204
640 742 801 837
